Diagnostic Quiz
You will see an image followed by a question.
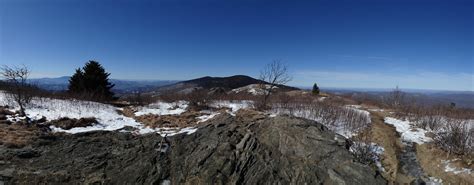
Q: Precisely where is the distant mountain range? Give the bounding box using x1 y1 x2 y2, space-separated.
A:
28 76 178 94
324 87 474 108
29 75 300 95
151 75 299 94
23 76 474 108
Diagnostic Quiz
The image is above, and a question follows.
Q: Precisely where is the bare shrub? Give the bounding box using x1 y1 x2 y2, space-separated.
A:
350 133 380 165
157 89 216 110
184 89 212 110
1 65 34 119
271 101 370 137
120 92 157 106
416 115 443 131
386 86 405 108
434 119 473 155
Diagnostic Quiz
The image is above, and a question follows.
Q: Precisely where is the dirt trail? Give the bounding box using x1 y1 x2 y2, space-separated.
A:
369 111 440 184
367 107 474 185
369 111 408 184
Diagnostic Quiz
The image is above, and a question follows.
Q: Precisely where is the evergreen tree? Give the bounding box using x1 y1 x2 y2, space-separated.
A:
68 68 84 93
68 61 115 101
312 83 320 95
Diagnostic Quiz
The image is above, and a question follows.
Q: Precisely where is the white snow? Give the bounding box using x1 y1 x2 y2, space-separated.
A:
441 159 472 175
231 84 277 95
134 101 188 116
426 177 443 185
209 100 253 114
137 126 198 136
384 117 432 144
345 104 362 109
161 180 171 185
122 122 196 136
196 111 220 123
0 91 198 136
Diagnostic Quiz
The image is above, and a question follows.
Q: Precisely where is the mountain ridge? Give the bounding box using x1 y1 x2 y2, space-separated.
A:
27 76 178 93
153 75 299 94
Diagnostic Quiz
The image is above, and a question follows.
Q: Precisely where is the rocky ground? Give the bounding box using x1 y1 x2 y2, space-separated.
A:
0 110 386 185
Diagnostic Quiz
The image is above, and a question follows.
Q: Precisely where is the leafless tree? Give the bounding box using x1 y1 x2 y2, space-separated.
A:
1 65 33 118
388 85 405 108
258 60 292 109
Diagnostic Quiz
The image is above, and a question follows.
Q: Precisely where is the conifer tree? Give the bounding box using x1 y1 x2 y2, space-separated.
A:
312 83 320 95
68 61 115 101
68 68 84 93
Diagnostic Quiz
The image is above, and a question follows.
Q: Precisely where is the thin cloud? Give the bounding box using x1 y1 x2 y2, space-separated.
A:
292 70 473 91
330 55 395 61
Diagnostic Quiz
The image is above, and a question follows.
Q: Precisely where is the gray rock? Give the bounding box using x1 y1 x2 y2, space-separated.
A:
1 113 386 185
15 149 41 158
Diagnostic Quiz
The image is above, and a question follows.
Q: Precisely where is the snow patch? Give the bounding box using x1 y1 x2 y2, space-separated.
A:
231 84 277 95
384 117 432 144
0 92 197 136
135 126 198 137
426 177 443 185
209 100 253 114
134 101 188 116
196 111 220 123
442 159 472 175
161 180 171 185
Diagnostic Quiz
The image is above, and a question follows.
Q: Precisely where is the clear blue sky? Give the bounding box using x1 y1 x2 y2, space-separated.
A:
1 0 473 91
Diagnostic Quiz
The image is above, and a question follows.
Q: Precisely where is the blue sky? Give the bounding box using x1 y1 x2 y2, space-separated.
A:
1 0 473 91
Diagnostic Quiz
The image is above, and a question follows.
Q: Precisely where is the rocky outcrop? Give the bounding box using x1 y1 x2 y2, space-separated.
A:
0 112 386 184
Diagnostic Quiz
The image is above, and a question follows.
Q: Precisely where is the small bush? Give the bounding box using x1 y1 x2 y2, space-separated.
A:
349 131 382 166
433 119 473 155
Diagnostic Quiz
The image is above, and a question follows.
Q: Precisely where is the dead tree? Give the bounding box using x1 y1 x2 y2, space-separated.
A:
258 60 292 110
1 65 33 118
388 85 405 109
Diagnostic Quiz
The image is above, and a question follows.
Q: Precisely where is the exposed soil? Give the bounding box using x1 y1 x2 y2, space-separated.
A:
417 143 474 185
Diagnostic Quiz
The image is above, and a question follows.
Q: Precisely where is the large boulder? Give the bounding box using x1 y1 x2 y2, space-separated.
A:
1 112 386 184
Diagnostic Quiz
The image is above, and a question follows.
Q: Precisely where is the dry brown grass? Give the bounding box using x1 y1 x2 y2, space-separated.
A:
417 143 474 185
133 110 226 128
47 117 97 130
0 123 42 148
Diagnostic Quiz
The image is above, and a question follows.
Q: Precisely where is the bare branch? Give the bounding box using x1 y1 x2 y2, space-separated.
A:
257 60 292 110
1 65 32 119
